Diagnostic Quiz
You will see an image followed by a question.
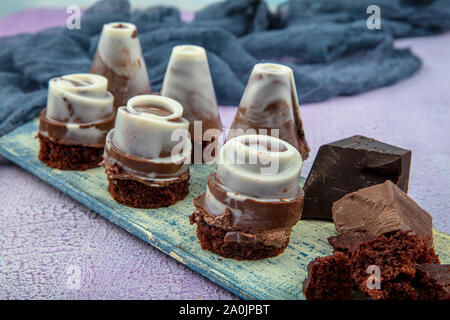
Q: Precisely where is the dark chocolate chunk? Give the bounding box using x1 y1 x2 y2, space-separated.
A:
302 135 411 219
332 180 433 245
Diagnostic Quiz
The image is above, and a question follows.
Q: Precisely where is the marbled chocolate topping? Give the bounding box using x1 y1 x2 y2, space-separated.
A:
193 135 304 247
39 73 115 147
102 95 191 184
90 22 152 110
227 63 310 160
161 45 222 140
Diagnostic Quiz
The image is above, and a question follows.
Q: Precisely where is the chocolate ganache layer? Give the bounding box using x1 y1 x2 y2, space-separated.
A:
193 134 304 248
227 63 310 160
39 73 115 147
91 22 152 110
102 95 191 186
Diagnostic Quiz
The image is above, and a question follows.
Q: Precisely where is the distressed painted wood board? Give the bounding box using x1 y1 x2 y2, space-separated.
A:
0 118 449 300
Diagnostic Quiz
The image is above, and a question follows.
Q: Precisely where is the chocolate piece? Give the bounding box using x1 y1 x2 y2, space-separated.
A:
414 264 450 300
161 45 222 162
227 63 310 160
38 73 115 170
90 22 152 110
302 252 352 300
191 134 304 260
102 95 191 208
302 135 411 219
332 181 433 245
328 229 374 255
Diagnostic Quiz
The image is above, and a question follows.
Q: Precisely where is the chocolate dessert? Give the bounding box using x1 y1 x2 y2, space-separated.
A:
226 63 310 160
38 73 115 170
302 135 411 220
302 252 352 300
161 45 222 162
91 22 152 110
190 134 304 260
102 95 191 208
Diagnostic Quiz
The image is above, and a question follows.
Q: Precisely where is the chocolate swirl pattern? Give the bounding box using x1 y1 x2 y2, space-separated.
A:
40 73 114 147
227 63 310 160
91 22 152 109
161 45 222 136
216 134 302 200
104 95 191 182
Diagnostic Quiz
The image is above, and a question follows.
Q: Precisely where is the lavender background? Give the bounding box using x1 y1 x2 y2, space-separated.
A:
0 9 449 299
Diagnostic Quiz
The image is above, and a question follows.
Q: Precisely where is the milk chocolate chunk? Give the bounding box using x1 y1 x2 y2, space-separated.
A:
227 63 310 160
91 22 152 110
302 135 411 219
332 181 433 244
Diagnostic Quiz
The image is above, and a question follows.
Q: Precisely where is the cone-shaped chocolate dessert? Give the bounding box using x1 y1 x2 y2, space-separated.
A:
161 45 222 162
102 95 191 208
227 63 310 160
91 22 152 110
38 73 115 170
190 134 304 260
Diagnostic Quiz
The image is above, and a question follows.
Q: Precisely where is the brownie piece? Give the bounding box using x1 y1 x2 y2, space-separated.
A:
38 133 103 170
302 135 411 219
189 211 289 260
302 252 352 300
108 177 189 209
349 230 439 300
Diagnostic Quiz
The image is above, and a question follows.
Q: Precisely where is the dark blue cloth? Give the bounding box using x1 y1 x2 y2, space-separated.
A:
1 0 450 136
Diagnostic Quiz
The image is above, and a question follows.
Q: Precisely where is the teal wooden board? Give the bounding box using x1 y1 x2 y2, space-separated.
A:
0 118 449 300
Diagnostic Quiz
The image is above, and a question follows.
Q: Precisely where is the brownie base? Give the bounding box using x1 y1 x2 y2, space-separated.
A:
189 211 289 260
302 252 352 300
349 231 440 300
107 176 189 209
38 133 103 170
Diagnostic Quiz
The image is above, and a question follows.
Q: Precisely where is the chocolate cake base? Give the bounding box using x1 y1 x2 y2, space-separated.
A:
302 252 352 300
38 133 103 170
349 231 440 300
190 211 289 260
303 230 441 300
107 177 189 209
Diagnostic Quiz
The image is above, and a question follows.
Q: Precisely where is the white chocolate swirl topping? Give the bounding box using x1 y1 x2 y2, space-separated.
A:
239 63 299 128
97 22 150 94
46 73 114 123
216 134 302 199
161 45 221 122
113 95 191 161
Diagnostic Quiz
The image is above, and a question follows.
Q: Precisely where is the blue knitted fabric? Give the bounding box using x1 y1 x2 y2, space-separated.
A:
1 0 449 136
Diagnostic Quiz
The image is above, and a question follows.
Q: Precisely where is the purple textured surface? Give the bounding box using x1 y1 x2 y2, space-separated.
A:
0 9 449 299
